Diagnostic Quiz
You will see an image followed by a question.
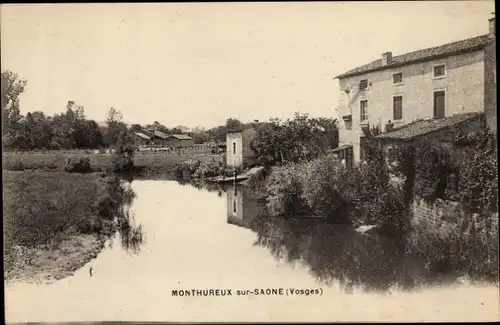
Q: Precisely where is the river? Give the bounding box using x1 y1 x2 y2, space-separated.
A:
5 179 499 322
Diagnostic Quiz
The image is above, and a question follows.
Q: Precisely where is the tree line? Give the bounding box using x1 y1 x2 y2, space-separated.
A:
2 69 339 153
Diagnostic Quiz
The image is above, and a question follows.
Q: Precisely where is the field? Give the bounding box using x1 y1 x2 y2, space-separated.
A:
2 150 223 176
3 171 109 283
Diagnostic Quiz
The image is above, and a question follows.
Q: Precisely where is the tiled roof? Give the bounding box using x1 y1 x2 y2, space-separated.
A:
153 130 169 139
336 34 491 79
168 134 194 140
376 112 483 141
133 132 151 140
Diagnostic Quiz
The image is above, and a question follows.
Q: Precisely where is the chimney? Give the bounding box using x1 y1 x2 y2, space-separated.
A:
382 52 392 65
489 14 495 37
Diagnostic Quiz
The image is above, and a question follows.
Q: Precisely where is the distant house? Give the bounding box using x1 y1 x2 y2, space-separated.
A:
226 127 258 169
141 129 169 146
165 134 195 148
334 16 496 167
132 132 152 146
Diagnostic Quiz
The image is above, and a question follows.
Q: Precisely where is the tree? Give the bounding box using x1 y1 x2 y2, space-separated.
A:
170 127 183 134
129 124 142 132
2 70 28 148
225 117 242 130
190 131 211 144
207 125 228 142
105 107 128 146
112 131 136 172
250 113 340 166
1 70 27 124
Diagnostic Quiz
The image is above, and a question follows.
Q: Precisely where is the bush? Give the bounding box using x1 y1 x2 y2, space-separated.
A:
265 162 312 217
175 159 233 180
407 209 499 280
175 159 201 179
112 155 134 172
450 143 498 213
49 141 61 150
193 160 225 178
246 167 269 192
263 154 408 230
64 157 93 173
298 155 351 222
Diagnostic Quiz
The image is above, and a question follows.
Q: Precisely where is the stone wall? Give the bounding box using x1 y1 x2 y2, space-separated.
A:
411 198 499 235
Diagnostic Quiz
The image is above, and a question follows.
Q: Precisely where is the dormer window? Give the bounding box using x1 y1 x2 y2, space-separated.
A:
359 79 368 90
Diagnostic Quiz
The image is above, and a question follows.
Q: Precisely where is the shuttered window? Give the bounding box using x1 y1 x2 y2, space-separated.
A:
393 95 403 120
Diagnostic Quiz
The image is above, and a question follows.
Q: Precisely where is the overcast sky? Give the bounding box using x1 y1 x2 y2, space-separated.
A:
1 2 495 128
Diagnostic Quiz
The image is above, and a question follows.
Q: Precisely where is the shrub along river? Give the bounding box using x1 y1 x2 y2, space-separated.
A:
5 178 499 322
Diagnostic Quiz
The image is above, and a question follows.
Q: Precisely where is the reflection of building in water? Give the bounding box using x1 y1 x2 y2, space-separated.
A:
226 184 267 229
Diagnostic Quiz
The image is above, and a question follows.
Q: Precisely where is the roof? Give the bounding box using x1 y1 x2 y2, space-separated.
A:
329 144 353 153
133 132 151 140
375 112 483 141
335 34 491 79
167 134 194 140
153 130 169 139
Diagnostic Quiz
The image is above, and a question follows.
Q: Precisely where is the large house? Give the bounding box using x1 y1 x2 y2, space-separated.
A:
334 16 496 167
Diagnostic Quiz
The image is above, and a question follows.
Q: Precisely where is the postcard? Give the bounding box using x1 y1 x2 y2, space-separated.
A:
2 2 499 323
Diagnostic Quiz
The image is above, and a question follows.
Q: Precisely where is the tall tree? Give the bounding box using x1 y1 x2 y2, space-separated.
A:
2 70 28 148
105 107 127 146
1 70 27 123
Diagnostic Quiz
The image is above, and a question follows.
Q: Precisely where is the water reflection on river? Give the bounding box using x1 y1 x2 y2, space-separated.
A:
5 179 499 323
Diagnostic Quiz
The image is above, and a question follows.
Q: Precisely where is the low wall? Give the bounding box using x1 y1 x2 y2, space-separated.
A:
411 198 499 235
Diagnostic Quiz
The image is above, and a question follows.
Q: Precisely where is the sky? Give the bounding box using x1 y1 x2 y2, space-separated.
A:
1 2 495 129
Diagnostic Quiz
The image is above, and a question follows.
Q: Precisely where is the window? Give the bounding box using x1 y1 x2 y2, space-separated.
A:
345 119 352 130
345 146 354 169
393 72 403 85
433 64 446 78
360 137 366 160
433 90 446 118
233 200 237 213
359 79 368 90
393 95 403 120
232 142 236 155
360 100 368 122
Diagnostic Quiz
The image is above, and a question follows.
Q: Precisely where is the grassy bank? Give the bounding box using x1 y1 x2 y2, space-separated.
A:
2 150 223 176
3 170 138 284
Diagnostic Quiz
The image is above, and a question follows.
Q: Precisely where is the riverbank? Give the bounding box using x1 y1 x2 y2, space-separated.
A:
241 155 499 283
3 170 138 284
2 150 223 176
4 234 107 285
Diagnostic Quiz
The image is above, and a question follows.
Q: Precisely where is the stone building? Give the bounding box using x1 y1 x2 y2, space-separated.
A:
334 16 496 167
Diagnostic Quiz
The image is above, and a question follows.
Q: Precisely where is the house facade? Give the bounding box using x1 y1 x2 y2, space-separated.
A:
335 16 496 166
132 132 151 146
141 129 169 146
226 127 258 169
164 134 195 148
